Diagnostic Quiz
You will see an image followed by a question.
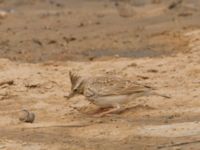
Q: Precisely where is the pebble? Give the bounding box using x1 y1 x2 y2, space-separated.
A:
19 109 35 123
0 10 7 19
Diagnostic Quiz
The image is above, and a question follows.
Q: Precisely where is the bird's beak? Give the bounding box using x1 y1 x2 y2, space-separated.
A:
66 92 75 99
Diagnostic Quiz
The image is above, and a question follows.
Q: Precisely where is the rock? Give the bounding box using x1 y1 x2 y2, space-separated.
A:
19 109 35 123
132 0 149 6
147 69 159 73
168 0 183 9
0 79 14 86
0 10 7 19
115 1 136 17
152 0 161 4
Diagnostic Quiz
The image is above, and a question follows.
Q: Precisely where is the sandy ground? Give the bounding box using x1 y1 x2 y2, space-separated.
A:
0 0 200 149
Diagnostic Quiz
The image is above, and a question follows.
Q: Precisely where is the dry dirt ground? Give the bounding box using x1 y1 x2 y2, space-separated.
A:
0 0 200 149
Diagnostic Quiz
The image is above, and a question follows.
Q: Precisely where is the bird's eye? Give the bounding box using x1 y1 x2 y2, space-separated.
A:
73 89 77 92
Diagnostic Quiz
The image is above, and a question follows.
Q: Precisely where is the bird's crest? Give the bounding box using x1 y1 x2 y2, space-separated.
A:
69 70 80 85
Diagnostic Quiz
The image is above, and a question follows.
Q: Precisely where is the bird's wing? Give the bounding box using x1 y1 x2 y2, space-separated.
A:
88 76 150 96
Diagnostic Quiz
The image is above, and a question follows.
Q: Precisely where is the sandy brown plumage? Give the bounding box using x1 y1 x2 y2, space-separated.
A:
67 71 170 117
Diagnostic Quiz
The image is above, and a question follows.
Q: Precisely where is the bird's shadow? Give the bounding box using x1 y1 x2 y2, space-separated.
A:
79 104 155 118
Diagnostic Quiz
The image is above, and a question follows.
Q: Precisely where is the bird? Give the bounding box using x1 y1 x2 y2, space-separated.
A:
67 71 170 117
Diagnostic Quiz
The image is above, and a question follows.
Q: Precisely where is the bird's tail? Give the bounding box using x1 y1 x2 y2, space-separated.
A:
144 90 171 99
150 91 171 99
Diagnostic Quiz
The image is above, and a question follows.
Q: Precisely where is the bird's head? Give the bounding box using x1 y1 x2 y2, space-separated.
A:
67 71 85 99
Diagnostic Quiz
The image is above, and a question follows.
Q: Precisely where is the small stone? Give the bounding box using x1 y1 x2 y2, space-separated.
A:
0 10 7 19
19 109 35 123
115 2 136 18
147 69 159 73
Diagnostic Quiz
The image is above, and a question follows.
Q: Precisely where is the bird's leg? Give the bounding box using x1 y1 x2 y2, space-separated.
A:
93 105 121 117
87 107 110 115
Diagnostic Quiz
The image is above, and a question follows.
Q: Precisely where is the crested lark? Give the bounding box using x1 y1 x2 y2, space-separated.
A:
67 71 170 117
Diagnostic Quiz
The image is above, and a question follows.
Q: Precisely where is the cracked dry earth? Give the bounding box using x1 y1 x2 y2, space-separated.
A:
0 29 199 150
